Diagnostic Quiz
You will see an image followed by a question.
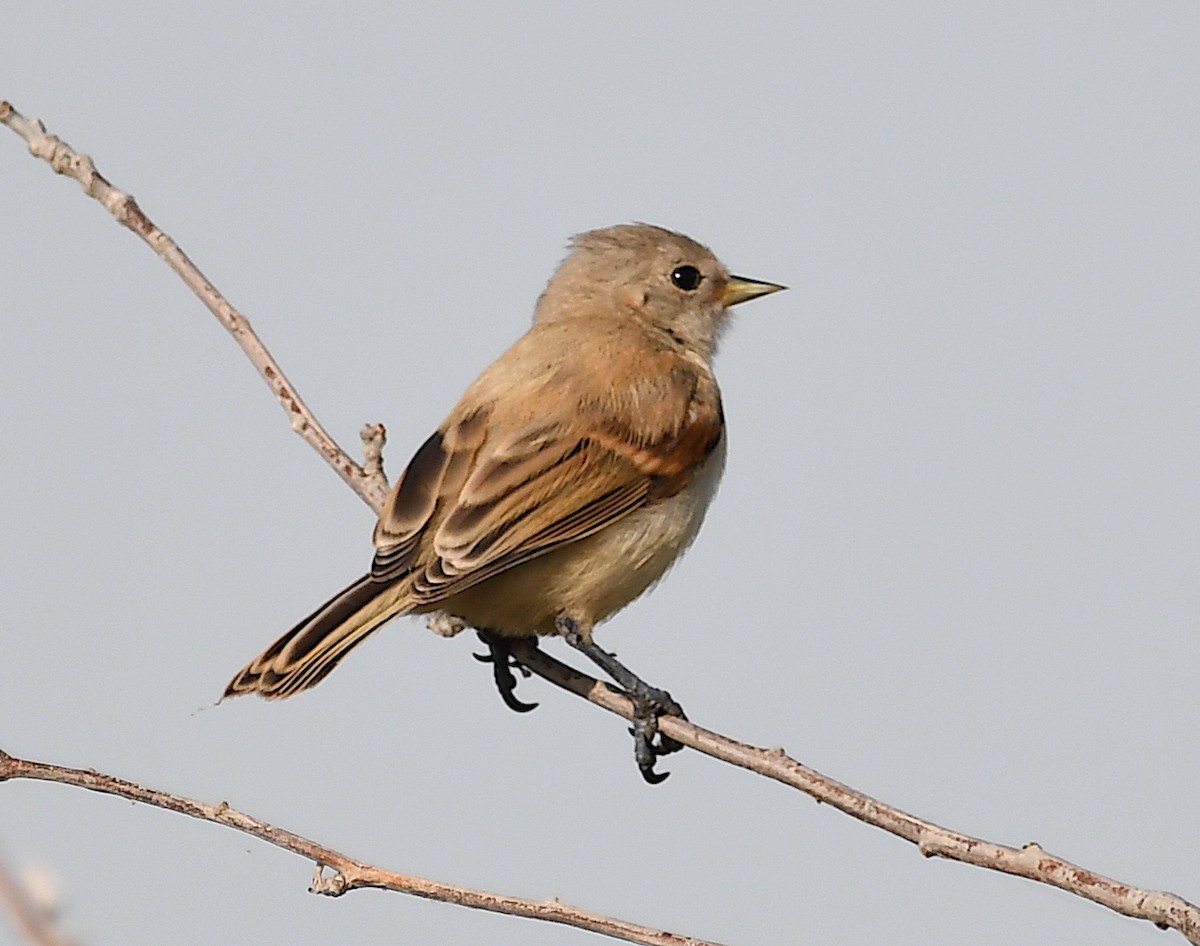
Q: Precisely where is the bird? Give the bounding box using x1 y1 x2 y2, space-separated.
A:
224 223 785 781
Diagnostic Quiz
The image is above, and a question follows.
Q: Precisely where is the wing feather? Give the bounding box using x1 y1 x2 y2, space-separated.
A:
365 343 724 607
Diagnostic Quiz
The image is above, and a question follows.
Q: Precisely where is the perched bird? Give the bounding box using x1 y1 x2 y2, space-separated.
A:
225 223 784 781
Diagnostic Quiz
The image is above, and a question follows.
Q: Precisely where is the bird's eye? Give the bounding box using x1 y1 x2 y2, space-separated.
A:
670 265 703 292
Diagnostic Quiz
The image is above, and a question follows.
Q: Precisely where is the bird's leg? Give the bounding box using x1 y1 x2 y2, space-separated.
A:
555 615 686 784
473 629 539 713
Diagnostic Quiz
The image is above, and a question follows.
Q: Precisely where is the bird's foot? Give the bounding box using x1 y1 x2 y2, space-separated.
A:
625 686 687 784
556 615 687 784
474 630 539 713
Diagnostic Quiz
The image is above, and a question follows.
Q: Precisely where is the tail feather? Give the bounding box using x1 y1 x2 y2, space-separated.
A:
225 574 411 700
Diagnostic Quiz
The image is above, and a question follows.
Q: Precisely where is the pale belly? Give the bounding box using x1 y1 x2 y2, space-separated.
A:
434 437 726 638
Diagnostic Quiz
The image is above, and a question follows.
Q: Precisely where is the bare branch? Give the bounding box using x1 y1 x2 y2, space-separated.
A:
508 643 1200 943
0 100 389 511
5 99 1199 944
0 854 75 946
0 750 720 946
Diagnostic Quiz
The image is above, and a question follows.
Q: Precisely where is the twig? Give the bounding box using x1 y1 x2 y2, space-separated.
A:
0 854 75 946
0 100 389 511
0 750 718 946
508 643 1200 942
4 99 1199 944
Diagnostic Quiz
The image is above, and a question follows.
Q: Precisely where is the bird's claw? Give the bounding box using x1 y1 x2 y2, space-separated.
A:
476 631 539 713
556 617 688 783
630 716 670 784
627 691 687 782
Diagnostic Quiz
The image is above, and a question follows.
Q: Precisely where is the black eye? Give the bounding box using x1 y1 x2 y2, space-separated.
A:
670 265 703 291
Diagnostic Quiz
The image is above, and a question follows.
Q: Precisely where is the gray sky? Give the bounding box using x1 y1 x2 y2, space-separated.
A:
2 4 1198 945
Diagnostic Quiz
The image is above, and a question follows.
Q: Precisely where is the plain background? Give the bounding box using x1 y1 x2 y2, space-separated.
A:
2 4 1198 945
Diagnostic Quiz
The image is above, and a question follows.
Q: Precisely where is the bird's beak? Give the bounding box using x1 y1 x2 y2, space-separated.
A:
722 275 787 308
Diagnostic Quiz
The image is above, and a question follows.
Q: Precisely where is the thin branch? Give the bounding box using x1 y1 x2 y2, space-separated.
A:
0 854 75 946
508 643 1200 942
5 99 1199 945
0 100 389 511
0 751 718 946
360 422 388 485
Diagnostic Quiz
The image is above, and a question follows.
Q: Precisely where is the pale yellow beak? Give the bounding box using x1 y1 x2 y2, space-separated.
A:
722 275 787 308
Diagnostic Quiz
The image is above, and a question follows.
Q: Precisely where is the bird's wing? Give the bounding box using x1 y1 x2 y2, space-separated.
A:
370 374 722 605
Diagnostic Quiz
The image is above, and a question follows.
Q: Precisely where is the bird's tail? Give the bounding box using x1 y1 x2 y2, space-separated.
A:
224 574 411 700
